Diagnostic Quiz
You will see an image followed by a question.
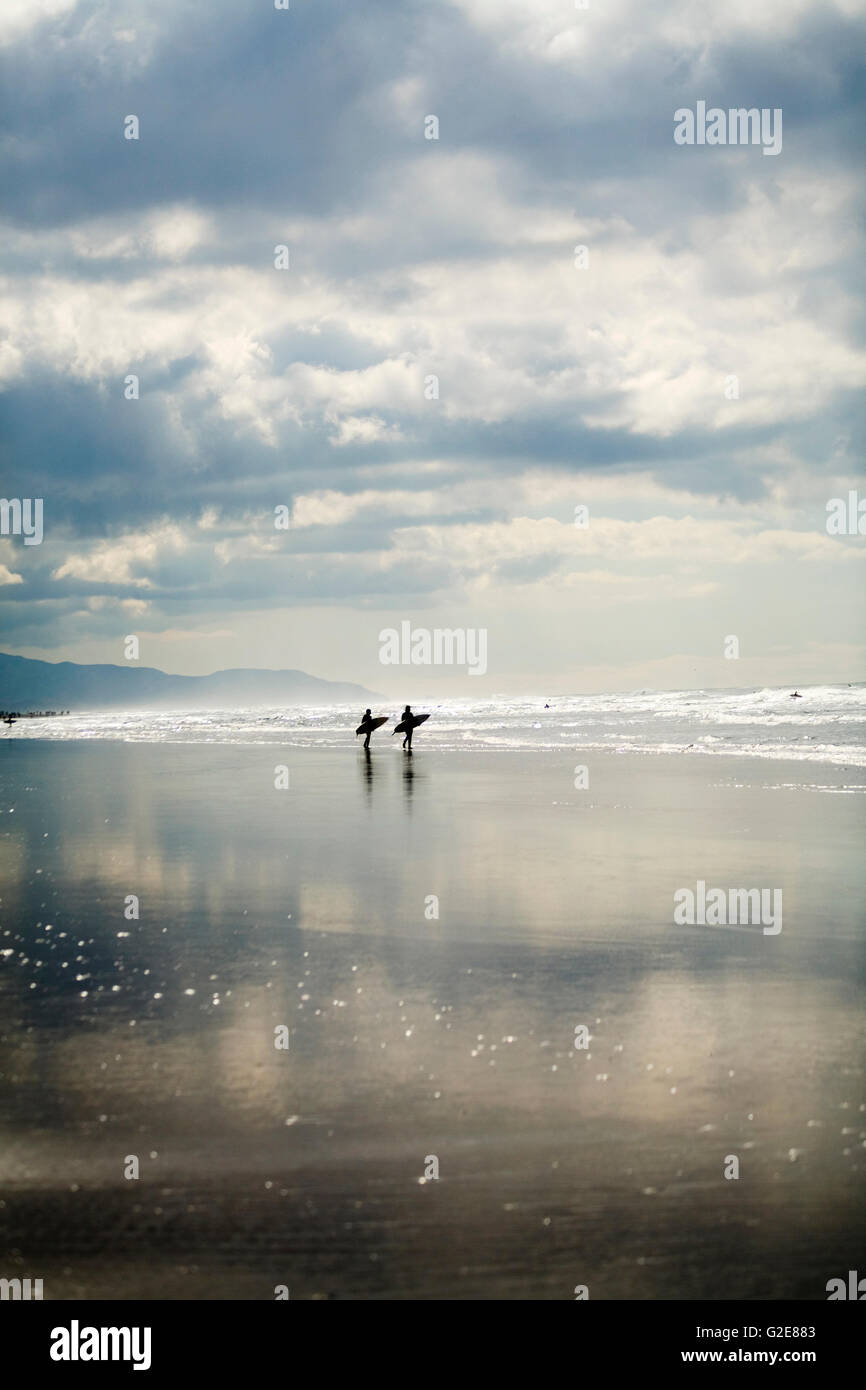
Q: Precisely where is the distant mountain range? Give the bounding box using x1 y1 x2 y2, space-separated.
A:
0 652 381 711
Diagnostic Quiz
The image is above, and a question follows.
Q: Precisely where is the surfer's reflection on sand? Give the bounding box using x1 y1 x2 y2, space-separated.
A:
402 756 428 806
359 746 376 804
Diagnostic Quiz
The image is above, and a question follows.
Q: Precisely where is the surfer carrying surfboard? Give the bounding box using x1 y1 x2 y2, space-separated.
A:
401 705 414 750
356 709 388 749
360 708 374 749
389 708 430 750
392 704 431 750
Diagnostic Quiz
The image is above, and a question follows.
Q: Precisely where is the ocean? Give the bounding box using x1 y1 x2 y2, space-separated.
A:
6 682 866 772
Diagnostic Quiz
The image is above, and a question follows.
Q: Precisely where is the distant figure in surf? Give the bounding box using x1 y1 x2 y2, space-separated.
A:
790 691 802 698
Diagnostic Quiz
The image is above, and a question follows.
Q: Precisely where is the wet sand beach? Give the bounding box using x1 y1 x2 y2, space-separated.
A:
1 740 864 1299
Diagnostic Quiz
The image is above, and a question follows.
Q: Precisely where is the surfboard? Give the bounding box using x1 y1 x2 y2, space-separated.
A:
392 713 430 734
355 716 389 735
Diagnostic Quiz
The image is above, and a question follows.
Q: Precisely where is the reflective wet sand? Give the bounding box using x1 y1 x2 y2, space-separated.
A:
1 741 863 1298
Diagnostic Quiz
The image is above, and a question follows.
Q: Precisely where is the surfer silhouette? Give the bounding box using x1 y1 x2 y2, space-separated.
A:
356 708 387 749
392 705 430 750
401 705 414 751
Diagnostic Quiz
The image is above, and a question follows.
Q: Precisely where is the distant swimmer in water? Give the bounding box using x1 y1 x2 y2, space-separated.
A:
355 709 388 749
790 691 802 698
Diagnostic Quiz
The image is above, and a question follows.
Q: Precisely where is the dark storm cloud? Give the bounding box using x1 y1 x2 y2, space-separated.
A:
4 0 862 229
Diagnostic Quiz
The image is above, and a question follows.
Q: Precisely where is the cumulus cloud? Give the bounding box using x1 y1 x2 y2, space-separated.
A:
52 524 187 587
0 0 863 688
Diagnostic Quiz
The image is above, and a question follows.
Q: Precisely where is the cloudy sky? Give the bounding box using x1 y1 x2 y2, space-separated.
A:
1 0 864 696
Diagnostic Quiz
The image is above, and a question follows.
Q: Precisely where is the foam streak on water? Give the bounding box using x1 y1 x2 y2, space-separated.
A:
5 683 866 770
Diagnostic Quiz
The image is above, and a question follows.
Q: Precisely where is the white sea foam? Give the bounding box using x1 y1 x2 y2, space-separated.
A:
4 683 866 771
